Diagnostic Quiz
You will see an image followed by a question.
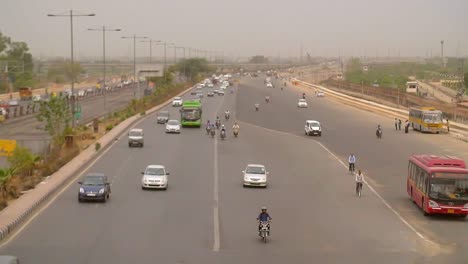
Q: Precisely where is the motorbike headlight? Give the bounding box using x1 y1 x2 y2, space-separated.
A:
99 188 105 194
79 187 84 193
428 200 439 208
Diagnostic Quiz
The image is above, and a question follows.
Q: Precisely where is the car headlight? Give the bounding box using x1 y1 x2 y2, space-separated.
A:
244 177 249 181
428 200 439 208
99 188 105 194
79 187 84 193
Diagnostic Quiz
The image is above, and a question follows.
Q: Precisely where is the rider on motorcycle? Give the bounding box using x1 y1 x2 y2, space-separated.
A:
257 206 272 234
255 103 260 111
302 93 306 99
265 96 270 103
233 122 240 131
225 110 230 119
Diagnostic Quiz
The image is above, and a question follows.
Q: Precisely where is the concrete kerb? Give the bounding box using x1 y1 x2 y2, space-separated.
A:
0 84 195 242
294 79 468 141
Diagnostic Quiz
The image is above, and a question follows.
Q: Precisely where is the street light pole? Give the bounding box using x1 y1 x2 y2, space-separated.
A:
88 26 121 113
122 35 148 99
48 10 95 128
140 39 162 64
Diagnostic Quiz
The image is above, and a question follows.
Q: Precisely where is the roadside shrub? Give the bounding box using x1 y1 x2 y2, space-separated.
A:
95 142 101 151
105 124 114 131
7 146 40 177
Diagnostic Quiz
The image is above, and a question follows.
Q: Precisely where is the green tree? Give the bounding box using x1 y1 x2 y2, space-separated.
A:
7 146 39 177
464 72 468 88
36 96 72 146
0 168 15 199
174 58 213 82
249 55 269 64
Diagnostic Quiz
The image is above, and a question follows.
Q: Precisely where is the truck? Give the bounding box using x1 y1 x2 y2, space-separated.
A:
180 100 202 127
19 87 33 101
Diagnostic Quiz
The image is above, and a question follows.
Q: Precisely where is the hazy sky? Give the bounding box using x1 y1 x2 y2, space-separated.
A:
1 0 467 59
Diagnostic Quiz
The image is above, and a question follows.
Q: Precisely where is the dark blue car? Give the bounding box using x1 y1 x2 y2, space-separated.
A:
78 173 111 202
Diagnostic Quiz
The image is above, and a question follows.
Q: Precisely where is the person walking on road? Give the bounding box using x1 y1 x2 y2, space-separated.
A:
394 118 398 130
446 118 450 133
405 120 409 134
398 119 402 130
348 154 356 172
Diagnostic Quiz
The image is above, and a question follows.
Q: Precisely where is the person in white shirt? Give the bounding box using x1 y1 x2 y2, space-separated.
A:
355 170 364 195
348 154 356 172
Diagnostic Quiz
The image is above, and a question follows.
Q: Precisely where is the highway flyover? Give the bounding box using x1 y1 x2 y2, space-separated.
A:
1 76 468 263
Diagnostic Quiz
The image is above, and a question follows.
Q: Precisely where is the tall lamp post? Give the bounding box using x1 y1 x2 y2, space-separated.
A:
140 39 162 64
47 10 95 128
88 26 121 113
122 35 148 99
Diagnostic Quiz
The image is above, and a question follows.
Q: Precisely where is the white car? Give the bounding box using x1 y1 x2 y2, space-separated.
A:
213 89 220 94
243 164 268 187
218 90 225 95
141 165 169 190
297 99 308 108
207 83 214 88
165 120 181 133
78 90 85 97
305 120 322 136
128 128 144 147
316 91 325 97
172 97 183 106
266 83 273 88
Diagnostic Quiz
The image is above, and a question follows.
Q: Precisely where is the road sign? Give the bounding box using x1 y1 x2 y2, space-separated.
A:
0 139 17 156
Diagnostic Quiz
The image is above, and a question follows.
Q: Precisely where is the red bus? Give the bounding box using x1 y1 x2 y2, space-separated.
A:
407 155 468 217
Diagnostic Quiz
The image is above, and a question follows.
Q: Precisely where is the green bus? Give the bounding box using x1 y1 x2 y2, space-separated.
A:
180 100 202 127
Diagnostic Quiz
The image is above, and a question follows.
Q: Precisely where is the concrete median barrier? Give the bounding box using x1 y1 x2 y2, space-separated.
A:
0 84 194 242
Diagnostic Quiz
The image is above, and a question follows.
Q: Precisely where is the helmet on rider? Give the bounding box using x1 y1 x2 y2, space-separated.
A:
261 206 267 212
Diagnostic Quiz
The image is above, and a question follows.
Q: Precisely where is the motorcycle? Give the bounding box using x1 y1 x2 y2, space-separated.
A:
225 113 230 120
206 125 211 135
220 129 226 140
259 221 270 243
302 94 306 99
265 97 270 103
233 129 239 138
215 120 221 129
376 128 382 139
210 128 216 138
255 104 259 111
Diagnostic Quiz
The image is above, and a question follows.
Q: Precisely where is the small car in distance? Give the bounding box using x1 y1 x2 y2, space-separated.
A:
316 91 325 97
243 164 268 187
157 111 170 124
165 119 181 133
266 83 273 88
305 120 322 136
128 128 144 147
207 91 214 97
297 99 308 108
78 173 111 202
218 90 225 95
141 165 169 190
172 97 183 106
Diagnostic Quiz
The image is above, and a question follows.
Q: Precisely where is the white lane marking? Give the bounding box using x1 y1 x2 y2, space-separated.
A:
212 93 227 252
0 113 151 248
213 136 220 252
238 120 435 244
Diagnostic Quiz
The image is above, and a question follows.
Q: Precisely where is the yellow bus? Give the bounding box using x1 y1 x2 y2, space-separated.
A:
409 107 443 133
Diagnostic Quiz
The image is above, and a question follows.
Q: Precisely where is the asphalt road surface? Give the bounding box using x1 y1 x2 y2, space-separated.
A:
1 76 468 263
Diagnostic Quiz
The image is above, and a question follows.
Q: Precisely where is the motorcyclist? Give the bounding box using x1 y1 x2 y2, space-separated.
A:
225 110 230 120
302 93 306 99
206 120 211 134
265 96 270 103
255 103 259 111
257 206 272 234
233 122 240 136
215 117 221 128
376 124 382 138
220 125 226 138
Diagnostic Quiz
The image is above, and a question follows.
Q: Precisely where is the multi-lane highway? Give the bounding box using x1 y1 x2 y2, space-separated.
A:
1 75 468 263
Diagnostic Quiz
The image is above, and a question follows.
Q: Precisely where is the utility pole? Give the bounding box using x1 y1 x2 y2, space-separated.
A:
88 26 121 113
122 35 148 99
48 10 95 128
441 40 445 67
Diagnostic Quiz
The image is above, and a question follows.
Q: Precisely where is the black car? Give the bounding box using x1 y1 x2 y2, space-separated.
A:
78 173 111 202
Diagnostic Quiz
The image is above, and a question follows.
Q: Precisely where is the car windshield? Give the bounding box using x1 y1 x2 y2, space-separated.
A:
308 122 320 127
246 166 265 174
429 173 468 200
145 168 165 175
174 97 181 100
167 120 179 125
423 113 442 123
181 109 201 121
83 176 105 185
129 131 142 137
158 111 169 117
299 99 306 102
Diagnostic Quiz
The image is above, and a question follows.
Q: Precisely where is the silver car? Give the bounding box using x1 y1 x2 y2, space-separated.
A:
165 120 181 133
141 165 169 190
128 128 144 147
157 111 170 124
243 164 268 187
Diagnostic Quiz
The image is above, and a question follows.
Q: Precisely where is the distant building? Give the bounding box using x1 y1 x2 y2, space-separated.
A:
406 81 419 93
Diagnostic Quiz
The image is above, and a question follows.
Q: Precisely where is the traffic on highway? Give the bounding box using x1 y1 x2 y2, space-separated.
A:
0 72 467 263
